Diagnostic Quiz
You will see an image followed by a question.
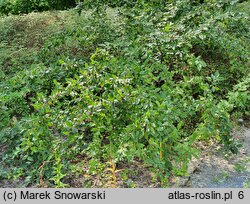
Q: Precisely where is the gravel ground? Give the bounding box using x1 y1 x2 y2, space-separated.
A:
189 124 250 188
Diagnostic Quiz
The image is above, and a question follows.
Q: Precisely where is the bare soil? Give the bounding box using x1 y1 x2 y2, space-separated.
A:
186 124 250 188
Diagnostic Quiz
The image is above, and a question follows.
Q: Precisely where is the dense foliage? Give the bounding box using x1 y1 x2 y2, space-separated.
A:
0 0 76 14
0 0 249 187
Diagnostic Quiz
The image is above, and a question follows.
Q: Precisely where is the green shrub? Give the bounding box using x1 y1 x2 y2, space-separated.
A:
0 0 249 187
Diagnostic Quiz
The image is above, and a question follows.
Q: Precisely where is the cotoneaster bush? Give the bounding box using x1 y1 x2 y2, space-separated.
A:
0 0 249 187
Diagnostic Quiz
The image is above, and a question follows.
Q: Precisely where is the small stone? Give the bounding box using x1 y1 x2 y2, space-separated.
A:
238 119 244 124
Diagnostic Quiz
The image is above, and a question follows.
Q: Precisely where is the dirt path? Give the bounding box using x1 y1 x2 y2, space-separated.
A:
188 124 250 188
